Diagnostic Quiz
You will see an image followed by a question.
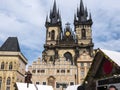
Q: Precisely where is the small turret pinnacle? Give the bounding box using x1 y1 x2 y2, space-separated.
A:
57 9 59 17
77 7 79 17
85 7 88 17
46 15 49 23
74 14 77 21
89 12 92 20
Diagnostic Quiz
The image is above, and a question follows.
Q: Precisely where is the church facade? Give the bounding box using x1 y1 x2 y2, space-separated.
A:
28 0 94 90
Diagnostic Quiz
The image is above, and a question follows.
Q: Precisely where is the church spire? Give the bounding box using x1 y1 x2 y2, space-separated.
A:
80 0 84 15
74 0 93 25
53 0 57 15
76 0 86 22
46 0 62 27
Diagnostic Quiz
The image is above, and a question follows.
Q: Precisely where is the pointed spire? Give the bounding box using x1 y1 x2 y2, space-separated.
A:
57 9 59 18
53 0 57 14
89 12 92 20
57 9 61 21
46 0 62 26
48 0 61 24
74 0 93 25
80 0 84 15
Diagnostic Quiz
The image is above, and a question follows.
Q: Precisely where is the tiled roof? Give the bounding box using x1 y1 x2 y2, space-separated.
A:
0 37 20 52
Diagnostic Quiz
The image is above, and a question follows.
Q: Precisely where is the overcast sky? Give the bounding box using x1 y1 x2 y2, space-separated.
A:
0 0 120 64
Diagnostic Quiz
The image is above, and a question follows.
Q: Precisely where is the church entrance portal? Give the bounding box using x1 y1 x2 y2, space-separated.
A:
48 76 55 88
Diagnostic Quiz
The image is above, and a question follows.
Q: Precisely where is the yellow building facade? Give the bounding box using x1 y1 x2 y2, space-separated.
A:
0 37 27 90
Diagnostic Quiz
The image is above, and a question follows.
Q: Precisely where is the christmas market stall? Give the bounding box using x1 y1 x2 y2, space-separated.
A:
82 49 120 90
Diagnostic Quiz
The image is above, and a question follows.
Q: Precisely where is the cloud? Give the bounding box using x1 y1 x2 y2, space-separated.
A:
0 0 120 62
0 0 46 61
95 39 120 51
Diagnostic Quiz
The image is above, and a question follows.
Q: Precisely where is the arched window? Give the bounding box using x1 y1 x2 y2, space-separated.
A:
9 62 13 70
82 29 86 39
1 62 4 70
6 77 11 90
64 52 73 65
51 30 55 40
0 77 2 90
7 77 11 85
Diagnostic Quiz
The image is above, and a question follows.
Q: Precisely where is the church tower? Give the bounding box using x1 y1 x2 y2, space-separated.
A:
74 0 94 84
45 0 62 45
29 0 95 89
43 0 62 63
74 0 94 56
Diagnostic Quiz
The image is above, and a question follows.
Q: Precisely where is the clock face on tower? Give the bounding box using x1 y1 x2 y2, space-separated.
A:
65 31 70 36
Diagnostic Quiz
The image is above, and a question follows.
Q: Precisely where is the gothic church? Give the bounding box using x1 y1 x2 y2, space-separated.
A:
28 0 94 90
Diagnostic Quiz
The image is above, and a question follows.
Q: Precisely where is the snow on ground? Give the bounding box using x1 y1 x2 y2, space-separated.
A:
66 85 81 90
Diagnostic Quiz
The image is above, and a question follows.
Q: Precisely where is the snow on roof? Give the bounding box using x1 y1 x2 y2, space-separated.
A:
16 82 53 90
36 85 53 90
16 82 36 90
101 49 120 66
66 85 81 90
